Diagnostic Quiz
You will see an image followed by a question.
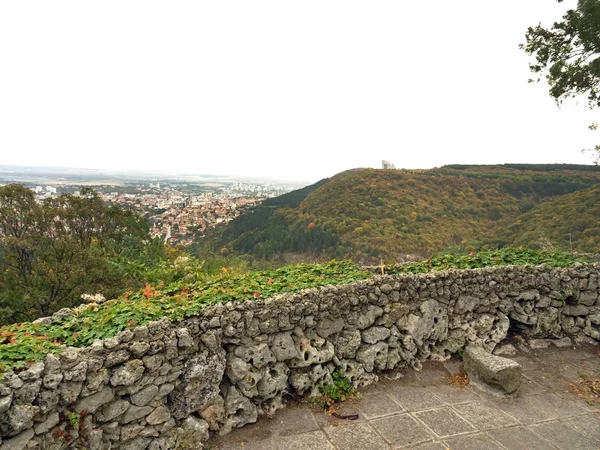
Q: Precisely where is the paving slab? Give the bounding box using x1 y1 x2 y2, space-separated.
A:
324 422 389 450
355 392 405 419
388 386 445 411
523 369 570 391
535 392 590 418
444 433 505 450
562 413 600 441
517 376 548 396
311 402 367 429
272 430 336 450
486 426 560 450
491 395 558 424
413 407 476 438
207 345 599 450
528 420 600 450
401 361 450 385
427 385 479 405
208 419 274 449
451 402 519 430
405 442 448 450
511 355 541 371
370 413 435 448
270 404 321 436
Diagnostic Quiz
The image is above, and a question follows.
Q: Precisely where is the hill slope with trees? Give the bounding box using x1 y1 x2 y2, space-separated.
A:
201 165 600 263
496 184 600 252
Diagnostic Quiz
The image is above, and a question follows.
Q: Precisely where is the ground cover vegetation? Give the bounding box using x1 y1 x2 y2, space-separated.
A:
0 249 591 372
199 165 600 264
312 370 361 413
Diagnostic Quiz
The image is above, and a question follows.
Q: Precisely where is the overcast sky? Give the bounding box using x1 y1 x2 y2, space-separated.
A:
0 1 597 182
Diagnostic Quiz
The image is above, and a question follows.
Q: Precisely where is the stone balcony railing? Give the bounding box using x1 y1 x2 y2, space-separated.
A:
0 264 599 449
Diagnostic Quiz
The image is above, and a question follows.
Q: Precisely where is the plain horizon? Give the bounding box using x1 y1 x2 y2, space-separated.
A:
1 1 598 182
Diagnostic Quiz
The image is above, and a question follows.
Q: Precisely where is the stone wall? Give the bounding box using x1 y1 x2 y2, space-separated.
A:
1 264 599 450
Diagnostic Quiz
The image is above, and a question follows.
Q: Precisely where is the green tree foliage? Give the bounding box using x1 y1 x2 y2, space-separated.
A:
0 185 171 324
521 0 600 107
521 0 600 159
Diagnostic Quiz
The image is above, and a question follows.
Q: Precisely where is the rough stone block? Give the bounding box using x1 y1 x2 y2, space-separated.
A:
76 386 115 414
463 346 522 394
0 428 35 450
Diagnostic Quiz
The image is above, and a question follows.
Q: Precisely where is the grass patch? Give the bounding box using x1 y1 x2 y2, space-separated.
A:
311 371 361 413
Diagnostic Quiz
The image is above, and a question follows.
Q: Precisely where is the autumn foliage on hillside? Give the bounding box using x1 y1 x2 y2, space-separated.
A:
207 165 600 263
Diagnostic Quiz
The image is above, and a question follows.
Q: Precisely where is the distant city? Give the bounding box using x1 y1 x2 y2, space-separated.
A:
0 165 301 246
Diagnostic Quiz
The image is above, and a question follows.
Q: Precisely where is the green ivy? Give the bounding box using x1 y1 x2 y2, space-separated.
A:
0 260 370 371
388 248 590 274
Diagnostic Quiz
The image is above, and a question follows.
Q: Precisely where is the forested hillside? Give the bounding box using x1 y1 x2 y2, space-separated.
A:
497 184 600 252
202 165 600 263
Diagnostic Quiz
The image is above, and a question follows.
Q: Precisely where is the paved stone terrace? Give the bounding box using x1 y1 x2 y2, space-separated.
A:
208 343 600 450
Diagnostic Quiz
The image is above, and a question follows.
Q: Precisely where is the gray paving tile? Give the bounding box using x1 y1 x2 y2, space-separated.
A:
401 361 450 385
403 442 447 450
528 392 589 419
486 426 559 450
529 420 600 450
370 413 435 448
518 376 548 396
523 370 569 391
267 404 321 436
356 391 405 419
206 419 274 449
444 433 505 450
561 413 600 441
564 394 600 412
324 422 389 450
212 434 276 450
427 385 479 405
311 402 367 428
389 386 445 411
512 355 541 371
492 395 557 424
272 430 336 450
413 407 476 438
451 402 518 430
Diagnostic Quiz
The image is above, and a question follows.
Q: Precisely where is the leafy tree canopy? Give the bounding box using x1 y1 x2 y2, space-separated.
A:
0 185 173 325
521 0 600 160
521 0 600 108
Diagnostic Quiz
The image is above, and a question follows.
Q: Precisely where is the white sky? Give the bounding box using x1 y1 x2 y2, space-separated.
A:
0 1 597 182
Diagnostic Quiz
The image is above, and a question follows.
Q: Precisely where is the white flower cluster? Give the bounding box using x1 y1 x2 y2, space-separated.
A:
81 293 107 304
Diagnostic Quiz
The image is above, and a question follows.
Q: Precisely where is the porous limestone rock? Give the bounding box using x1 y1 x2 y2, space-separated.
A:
288 334 335 368
76 386 115 413
331 330 362 359
0 428 35 450
361 326 391 344
221 385 258 434
1 263 599 449
170 351 226 419
356 342 389 372
270 332 298 361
